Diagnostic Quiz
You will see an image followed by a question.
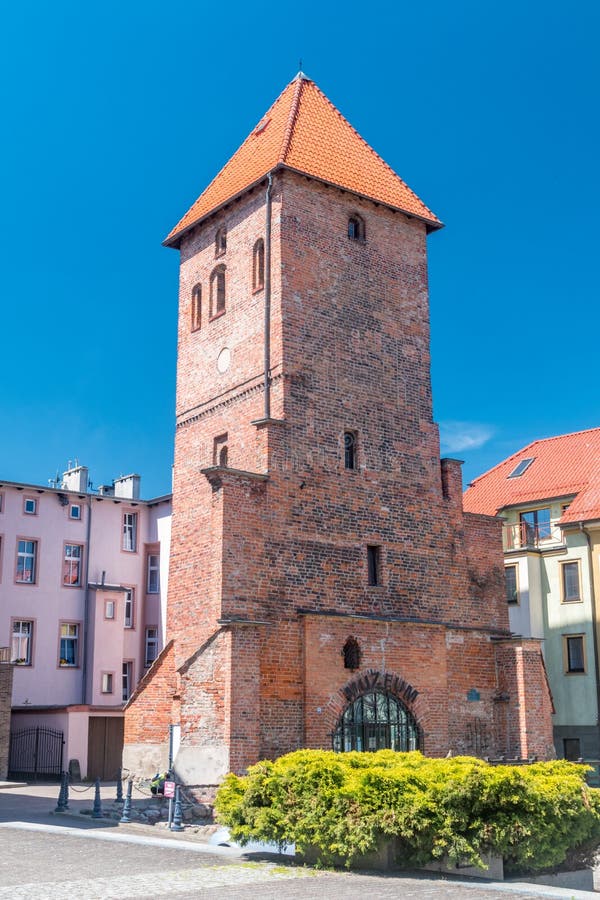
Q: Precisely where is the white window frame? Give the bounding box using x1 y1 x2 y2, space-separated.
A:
12 620 33 665
144 627 159 667
63 543 83 587
124 590 134 628
24 498 37 515
59 623 79 667
105 600 115 620
70 504 81 520
16 539 37 583
122 512 138 552
122 660 133 701
147 554 160 593
101 672 114 694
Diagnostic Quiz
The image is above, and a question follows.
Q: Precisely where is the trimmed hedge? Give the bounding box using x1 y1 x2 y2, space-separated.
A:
214 750 600 872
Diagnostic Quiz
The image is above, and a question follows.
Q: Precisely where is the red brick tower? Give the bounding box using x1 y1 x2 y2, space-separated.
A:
124 75 554 788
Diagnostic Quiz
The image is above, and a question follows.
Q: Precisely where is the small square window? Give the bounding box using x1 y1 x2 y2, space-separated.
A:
101 672 113 693
70 504 81 520
24 498 37 515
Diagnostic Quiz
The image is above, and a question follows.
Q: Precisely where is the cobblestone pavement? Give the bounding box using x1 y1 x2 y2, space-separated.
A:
0 822 595 900
0 785 597 899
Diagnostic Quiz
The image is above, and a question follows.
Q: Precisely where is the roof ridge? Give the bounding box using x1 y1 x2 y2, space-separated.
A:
167 82 296 241
530 425 600 444
279 75 305 163
308 81 440 223
466 425 600 490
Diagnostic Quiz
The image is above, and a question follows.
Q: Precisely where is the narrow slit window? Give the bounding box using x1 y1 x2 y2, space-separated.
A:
215 227 227 257
367 545 380 586
344 432 357 470
252 239 265 291
191 283 202 331
348 215 365 241
210 266 226 317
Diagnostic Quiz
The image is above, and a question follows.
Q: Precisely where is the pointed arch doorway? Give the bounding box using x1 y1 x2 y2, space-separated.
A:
332 690 420 753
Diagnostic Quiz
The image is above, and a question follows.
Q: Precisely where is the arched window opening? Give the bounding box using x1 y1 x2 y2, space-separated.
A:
213 433 228 466
342 637 360 670
252 238 265 292
215 227 227 257
191 283 202 331
210 266 226 318
333 690 420 753
348 215 365 241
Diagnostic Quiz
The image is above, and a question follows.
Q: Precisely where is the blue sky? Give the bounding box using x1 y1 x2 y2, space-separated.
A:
1 0 598 497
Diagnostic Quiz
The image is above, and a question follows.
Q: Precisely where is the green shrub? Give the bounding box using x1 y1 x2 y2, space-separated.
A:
214 750 600 872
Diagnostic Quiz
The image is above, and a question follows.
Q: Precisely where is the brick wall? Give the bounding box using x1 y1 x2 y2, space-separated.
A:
125 169 554 783
0 660 14 779
122 641 177 776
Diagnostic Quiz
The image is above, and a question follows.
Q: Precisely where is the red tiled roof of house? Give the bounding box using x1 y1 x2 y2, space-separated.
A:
164 74 442 246
463 427 600 524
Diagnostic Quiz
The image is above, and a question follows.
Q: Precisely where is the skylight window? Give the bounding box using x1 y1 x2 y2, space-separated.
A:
508 457 535 478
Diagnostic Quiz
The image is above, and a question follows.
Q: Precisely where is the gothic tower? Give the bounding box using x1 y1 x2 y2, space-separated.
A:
124 75 554 788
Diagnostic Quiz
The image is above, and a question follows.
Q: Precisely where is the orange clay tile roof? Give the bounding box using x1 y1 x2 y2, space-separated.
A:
463 427 600 524
164 74 441 246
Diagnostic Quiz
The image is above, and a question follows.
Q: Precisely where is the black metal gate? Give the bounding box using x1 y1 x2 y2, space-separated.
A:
9 727 64 780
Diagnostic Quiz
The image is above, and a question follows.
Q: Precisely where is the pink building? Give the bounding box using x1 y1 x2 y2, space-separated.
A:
0 463 171 779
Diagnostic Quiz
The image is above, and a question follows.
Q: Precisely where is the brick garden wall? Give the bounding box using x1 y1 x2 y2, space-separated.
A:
0 659 14 779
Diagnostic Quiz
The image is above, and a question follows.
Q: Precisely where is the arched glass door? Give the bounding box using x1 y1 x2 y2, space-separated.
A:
332 690 420 752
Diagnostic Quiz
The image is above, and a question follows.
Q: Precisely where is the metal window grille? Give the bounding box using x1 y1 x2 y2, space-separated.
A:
333 691 420 753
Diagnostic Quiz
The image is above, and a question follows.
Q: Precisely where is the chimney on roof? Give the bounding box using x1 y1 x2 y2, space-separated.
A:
62 464 89 494
114 474 141 500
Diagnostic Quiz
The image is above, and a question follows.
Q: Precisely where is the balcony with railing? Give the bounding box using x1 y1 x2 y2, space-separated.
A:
502 521 563 551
